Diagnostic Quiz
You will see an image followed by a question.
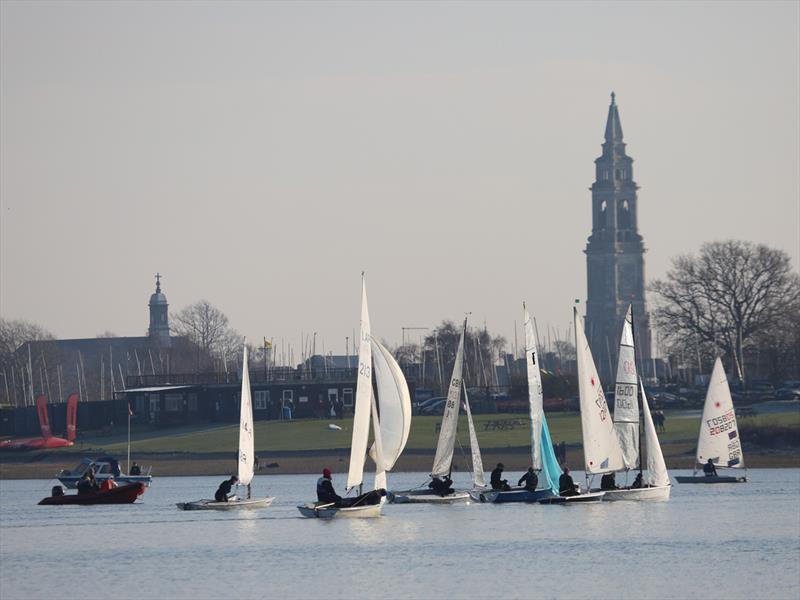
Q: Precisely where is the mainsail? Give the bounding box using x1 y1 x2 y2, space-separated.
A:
347 276 373 490
238 344 255 487
614 305 640 470
641 379 669 487
574 307 624 474
696 358 744 469
523 303 543 472
431 317 467 478
463 385 485 488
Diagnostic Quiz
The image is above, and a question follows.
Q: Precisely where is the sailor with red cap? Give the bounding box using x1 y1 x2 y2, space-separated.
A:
316 468 342 506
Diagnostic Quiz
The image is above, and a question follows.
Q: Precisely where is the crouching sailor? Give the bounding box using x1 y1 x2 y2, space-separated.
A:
215 475 238 502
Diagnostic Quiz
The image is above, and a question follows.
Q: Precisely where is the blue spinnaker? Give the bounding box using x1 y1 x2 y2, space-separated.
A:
540 413 562 494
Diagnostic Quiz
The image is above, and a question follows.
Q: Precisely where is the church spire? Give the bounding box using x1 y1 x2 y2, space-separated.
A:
604 91 624 145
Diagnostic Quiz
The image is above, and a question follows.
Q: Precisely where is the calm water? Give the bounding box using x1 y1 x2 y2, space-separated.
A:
1 470 799 600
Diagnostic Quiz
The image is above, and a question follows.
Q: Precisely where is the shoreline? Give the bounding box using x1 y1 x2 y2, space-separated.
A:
1 444 798 479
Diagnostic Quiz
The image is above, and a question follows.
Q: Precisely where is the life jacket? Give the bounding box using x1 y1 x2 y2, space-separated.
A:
317 476 334 502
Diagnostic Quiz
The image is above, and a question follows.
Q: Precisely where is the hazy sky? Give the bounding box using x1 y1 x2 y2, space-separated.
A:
1 1 798 359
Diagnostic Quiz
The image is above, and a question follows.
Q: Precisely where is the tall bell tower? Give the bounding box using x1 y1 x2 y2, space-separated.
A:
584 93 652 382
148 273 170 345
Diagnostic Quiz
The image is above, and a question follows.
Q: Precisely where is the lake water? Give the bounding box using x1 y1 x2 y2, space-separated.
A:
2 469 799 600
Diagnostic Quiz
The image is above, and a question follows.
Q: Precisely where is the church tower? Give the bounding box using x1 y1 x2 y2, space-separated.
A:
585 93 652 382
148 273 170 345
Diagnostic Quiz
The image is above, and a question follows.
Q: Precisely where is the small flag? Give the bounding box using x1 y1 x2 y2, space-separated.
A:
264 338 272 349
728 430 738 440
128 403 134 417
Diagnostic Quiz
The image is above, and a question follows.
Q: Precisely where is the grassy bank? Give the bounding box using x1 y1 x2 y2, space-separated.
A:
1 410 797 479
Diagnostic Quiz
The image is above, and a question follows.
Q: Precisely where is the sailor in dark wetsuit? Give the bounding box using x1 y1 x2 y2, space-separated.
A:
317 468 342 506
703 459 718 477
491 463 511 491
631 472 644 489
76 472 96 495
517 467 539 491
215 475 239 502
559 467 580 497
130 462 142 476
600 472 619 490
428 475 454 497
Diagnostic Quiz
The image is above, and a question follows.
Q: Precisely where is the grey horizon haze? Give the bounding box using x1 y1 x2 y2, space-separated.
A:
1 1 798 360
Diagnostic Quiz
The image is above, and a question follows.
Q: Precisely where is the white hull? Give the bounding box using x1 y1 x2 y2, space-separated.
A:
176 496 274 511
539 491 606 504
592 485 671 501
390 490 472 504
297 501 383 519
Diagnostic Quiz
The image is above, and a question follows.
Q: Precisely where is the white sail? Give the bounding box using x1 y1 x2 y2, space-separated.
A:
574 307 624 474
347 276 373 490
431 318 466 478
613 305 639 470
370 338 412 470
370 388 387 491
524 303 544 471
463 384 485 488
697 358 744 469
640 379 669 487
238 344 255 486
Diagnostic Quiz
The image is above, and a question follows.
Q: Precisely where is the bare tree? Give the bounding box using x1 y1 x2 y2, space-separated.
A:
171 300 243 371
651 241 800 383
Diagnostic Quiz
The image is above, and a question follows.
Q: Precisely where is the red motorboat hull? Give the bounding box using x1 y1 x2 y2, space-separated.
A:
38 483 145 505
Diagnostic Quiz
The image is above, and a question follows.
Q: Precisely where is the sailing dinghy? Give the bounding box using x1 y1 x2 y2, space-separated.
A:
595 306 671 501
478 304 561 503
675 357 746 484
177 344 274 510
391 317 481 504
298 275 409 518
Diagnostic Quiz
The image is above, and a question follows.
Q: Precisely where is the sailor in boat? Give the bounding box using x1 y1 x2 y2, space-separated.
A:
703 459 718 477
76 470 99 495
558 467 580 497
517 467 538 491
214 475 239 502
316 467 386 508
631 472 643 489
129 462 141 476
317 468 342 506
600 472 620 490
428 475 454 497
490 463 511 491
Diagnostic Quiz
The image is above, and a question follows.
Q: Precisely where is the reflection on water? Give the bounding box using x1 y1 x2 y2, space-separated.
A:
1 471 799 599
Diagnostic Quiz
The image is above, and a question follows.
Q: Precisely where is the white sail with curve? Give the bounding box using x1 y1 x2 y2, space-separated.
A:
431 318 467 478
696 358 744 469
641 379 670 487
238 345 255 486
614 305 640 471
464 384 486 488
524 304 544 472
347 276 373 490
370 338 412 470
574 307 624 474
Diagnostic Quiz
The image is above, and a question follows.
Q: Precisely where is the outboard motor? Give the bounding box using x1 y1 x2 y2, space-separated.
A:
51 485 64 497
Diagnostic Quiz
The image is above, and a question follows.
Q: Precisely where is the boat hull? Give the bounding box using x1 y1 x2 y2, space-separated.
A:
590 485 671 501
675 475 746 484
297 502 383 519
389 489 471 504
474 488 556 503
538 491 606 504
176 496 274 510
58 474 153 489
38 483 145 505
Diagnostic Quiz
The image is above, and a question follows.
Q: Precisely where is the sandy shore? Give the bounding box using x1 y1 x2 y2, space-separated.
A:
1 443 797 479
